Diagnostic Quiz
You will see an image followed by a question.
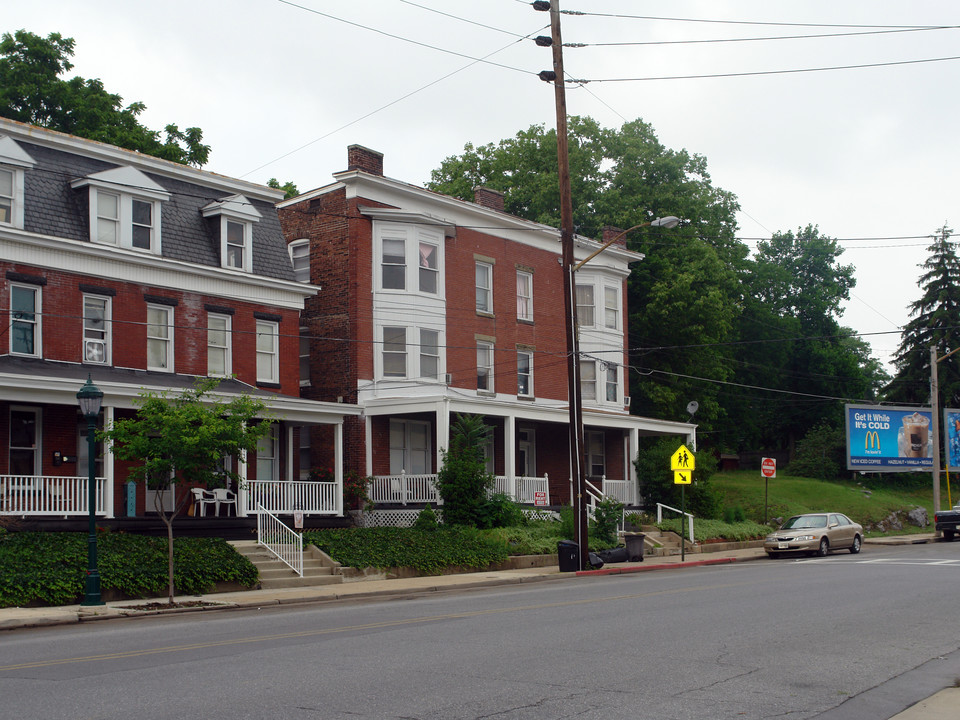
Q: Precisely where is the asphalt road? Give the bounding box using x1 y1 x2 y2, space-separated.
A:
1 542 959 720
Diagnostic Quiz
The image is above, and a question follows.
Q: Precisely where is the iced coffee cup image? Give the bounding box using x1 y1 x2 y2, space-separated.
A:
898 412 930 458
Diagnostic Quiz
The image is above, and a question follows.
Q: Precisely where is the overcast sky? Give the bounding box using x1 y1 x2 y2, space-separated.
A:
8 0 960 373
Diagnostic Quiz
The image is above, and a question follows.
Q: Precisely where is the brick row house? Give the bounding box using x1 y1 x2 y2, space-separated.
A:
280 145 695 513
0 118 357 525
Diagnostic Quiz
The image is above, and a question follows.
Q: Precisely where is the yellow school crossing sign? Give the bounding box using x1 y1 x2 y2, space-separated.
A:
670 446 694 484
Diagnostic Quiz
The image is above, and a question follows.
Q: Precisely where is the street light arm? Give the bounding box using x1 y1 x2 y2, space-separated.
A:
573 216 679 272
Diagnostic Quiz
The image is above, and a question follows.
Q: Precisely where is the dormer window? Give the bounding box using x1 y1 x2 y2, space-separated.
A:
0 135 37 229
201 194 262 272
71 166 170 254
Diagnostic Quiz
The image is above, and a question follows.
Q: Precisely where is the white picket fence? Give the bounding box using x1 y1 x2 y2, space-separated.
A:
0 475 107 516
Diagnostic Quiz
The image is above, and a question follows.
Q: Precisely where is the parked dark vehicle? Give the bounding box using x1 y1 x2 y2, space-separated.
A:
934 503 960 541
764 513 863 558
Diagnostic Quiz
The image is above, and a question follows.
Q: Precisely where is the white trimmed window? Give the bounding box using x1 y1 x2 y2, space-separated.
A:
604 286 620 329
419 241 439 293
477 341 494 392
256 424 278 481
605 364 619 403
0 139 36 229
381 236 406 290
223 218 252 271
580 359 597 401
82 295 111 365
419 329 439 380
146 304 173 372
299 327 311 386
476 261 493 313
576 284 595 328
375 225 444 296
382 326 407 377
73 167 171 253
586 431 605 477
389 419 431 475
517 270 533 321
207 314 231 377
10 284 40 357
517 350 533 397
256 320 279 383
289 239 310 283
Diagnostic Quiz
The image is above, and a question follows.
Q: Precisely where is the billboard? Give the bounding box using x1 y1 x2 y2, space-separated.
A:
845 404 932 471
945 409 960 472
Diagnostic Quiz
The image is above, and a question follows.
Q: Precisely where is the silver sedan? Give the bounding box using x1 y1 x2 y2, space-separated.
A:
764 513 863 558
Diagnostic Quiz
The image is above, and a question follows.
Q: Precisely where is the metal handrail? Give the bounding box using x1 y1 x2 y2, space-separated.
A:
656 502 695 544
256 502 303 577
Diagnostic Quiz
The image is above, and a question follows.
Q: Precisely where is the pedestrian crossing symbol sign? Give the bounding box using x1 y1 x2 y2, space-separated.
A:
670 446 695 472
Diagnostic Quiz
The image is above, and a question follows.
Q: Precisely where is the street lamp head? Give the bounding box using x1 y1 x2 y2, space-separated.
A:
650 216 680 229
76 374 104 419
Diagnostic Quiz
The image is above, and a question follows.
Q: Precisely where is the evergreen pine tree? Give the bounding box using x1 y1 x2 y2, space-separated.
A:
886 226 960 406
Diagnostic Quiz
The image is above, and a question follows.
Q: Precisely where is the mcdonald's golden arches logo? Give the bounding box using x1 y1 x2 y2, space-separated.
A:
865 431 880 451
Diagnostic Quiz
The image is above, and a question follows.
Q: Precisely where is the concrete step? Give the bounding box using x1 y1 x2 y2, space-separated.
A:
229 540 344 589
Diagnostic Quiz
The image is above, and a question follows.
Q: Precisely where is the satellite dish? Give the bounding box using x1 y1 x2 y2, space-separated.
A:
686 401 699 416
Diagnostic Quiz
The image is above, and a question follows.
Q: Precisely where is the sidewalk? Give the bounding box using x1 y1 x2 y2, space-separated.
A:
1 533 953 719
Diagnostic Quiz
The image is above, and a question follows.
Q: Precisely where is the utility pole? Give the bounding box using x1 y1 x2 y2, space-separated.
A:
540 0 589 570
932 345 941 520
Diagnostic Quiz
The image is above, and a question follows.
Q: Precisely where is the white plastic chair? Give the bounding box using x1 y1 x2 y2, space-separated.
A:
191 488 216 517
213 488 237 517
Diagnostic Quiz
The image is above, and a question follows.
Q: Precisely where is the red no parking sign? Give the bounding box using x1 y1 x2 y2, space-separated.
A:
761 457 776 478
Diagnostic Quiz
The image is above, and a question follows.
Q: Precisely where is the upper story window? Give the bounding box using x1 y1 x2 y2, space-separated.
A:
0 136 36 230
375 224 445 296
207 313 232 377
10 283 40 357
576 284 594 328
419 329 440 380
604 287 620 329
476 261 493 314
517 350 533 397
477 340 494 392
605 364 619 402
299 327 311 386
146 304 173 372
83 295 111 365
289 239 310 283
201 194 262 272
256 320 279 384
517 270 533 322
382 326 407 378
72 166 170 254
580 359 596 401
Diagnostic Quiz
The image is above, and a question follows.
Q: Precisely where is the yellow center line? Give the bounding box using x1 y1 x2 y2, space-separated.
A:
0 579 754 672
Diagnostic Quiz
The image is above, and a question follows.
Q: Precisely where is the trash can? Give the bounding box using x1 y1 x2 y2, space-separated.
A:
623 532 645 562
557 540 579 572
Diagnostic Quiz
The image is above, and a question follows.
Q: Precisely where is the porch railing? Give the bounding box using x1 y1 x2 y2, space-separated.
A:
493 474 550 505
368 472 440 505
256 503 303 577
600 477 635 506
245 480 339 516
0 475 107 516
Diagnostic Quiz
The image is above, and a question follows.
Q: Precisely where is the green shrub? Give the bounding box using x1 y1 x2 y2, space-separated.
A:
412 504 439 531
558 505 575 540
787 422 845 480
476 493 524 529
590 497 624 544
723 506 746 524
436 414 494 527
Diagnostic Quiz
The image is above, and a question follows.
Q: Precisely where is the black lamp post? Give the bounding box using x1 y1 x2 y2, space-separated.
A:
77 375 104 606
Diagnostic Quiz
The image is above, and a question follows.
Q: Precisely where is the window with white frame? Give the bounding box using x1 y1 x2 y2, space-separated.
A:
299 327 311 386
381 236 406 290
517 350 533 397
605 364 619 402
0 139 36 229
74 174 168 254
586 431 605 477
9 407 41 478
289 239 310 283
382 326 407 377
419 329 439 380
419 241 439 294
298 426 311 480
389 419 431 475
580 359 597 401
83 295 110 365
477 341 494 392
10 284 40 357
481 433 495 474
576 284 595 328
0 166 18 226
604 286 620 329
256 424 277 481
517 270 533 321
207 314 231 377
223 219 251 271
256 320 279 383
476 261 493 313
146 304 173 371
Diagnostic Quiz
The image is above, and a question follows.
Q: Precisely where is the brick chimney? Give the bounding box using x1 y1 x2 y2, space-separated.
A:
602 225 627 247
347 145 384 176
473 187 505 212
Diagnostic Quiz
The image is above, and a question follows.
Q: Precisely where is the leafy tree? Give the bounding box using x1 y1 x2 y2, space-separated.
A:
99 378 270 603
267 178 300 199
435 414 494 527
0 29 209 166
885 226 960 407
787 422 846 480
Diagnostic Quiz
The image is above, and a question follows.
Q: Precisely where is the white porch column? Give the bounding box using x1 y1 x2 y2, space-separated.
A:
238 445 249 518
364 413 373 477
629 427 639 506
334 421 344 516
103 405 115 519
504 413 516 494
436 398 450 472
286 423 294 482
687 428 697 453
